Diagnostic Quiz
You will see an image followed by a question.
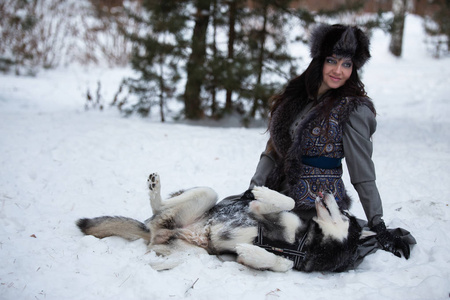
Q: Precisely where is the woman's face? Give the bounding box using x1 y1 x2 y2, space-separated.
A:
318 55 353 95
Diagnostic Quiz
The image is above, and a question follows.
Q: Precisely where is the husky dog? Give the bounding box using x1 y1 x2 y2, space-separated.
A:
77 173 372 272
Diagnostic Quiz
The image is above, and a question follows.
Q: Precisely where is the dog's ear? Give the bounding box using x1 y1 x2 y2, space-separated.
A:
360 230 376 240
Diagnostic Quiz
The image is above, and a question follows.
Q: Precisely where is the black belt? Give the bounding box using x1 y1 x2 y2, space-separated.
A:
302 156 342 169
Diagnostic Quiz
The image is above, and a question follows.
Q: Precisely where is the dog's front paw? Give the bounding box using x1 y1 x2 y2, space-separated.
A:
272 256 294 272
250 186 295 213
235 243 292 272
147 173 161 192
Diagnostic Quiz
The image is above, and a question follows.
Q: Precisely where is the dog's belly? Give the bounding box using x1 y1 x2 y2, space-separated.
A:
176 223 210 248
205 199 259 253
209 223 257 253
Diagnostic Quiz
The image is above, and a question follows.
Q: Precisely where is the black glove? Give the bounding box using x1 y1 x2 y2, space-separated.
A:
240 189 255 201
371 221 410 259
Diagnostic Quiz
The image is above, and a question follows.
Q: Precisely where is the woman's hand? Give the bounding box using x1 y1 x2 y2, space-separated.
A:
371 221 411 259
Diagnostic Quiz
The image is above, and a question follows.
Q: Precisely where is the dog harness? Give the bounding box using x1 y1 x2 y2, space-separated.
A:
254 224 308 270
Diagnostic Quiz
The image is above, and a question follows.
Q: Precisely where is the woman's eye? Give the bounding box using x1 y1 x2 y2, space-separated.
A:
343 62 353 68
326 58 336 64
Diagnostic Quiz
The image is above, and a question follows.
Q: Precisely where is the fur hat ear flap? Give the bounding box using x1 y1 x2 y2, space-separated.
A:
309 24 336 59
309 24 371 69
351 27 371 69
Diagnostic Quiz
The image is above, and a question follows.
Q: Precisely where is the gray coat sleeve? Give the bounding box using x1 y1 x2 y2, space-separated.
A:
343 105 383 227
248 141 278 188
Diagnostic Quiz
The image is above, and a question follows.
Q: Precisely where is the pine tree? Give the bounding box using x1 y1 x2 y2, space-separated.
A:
245 0 298 120
120 0 190 121
198 0 301 123
203 0 254 119
424 0 450 58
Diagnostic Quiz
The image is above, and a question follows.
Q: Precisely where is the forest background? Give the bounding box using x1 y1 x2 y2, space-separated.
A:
1 0 448 126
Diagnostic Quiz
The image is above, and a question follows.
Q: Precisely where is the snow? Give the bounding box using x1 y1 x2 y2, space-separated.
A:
0 15 449 300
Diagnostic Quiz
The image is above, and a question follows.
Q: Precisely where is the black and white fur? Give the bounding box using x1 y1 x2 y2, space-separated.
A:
77 173 372 272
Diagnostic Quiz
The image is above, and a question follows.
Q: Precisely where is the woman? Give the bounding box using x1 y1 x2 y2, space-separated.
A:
244 24 414 261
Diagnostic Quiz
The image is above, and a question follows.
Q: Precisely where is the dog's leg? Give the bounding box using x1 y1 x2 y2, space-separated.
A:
148 172 217 219
148 173 162 214
250 186 295 215
149 239 208 271
278 211 302 244
235 243 293 272
164 187 218 227
146 185 218 249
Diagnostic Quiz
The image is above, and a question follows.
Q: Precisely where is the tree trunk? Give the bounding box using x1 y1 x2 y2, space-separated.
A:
210 0 218 117
389 0 407 57
158 53 165 122
251 3 268 117
184 0 211 120
225 0 237 113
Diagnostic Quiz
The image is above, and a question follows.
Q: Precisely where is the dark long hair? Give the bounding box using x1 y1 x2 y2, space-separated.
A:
268 56 375 125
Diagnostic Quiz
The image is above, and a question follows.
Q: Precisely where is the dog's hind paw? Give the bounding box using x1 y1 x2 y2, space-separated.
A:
149 257 180 271
147 173 161 193
251 186 273 203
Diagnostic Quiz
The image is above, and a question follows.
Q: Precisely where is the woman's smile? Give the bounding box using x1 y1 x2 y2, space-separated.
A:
329 75 342 82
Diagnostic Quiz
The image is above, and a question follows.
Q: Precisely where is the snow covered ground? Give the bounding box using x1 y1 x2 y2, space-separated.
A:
0 15 449 300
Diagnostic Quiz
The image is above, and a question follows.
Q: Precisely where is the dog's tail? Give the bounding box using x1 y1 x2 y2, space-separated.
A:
76 216 151 242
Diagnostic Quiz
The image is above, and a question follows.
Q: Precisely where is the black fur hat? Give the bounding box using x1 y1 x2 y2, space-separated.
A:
309 24 371 69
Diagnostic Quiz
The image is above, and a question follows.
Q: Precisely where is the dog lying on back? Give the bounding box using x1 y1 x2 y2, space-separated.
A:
77 173 373 272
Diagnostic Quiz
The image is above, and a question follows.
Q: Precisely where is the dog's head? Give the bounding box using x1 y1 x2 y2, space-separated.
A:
314 191 352 242
302 192 374 272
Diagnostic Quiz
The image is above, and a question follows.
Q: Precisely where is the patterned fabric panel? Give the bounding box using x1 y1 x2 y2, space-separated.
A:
289 165 347 210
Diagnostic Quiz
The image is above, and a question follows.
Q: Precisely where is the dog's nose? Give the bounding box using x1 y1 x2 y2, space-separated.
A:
318 191 323 198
